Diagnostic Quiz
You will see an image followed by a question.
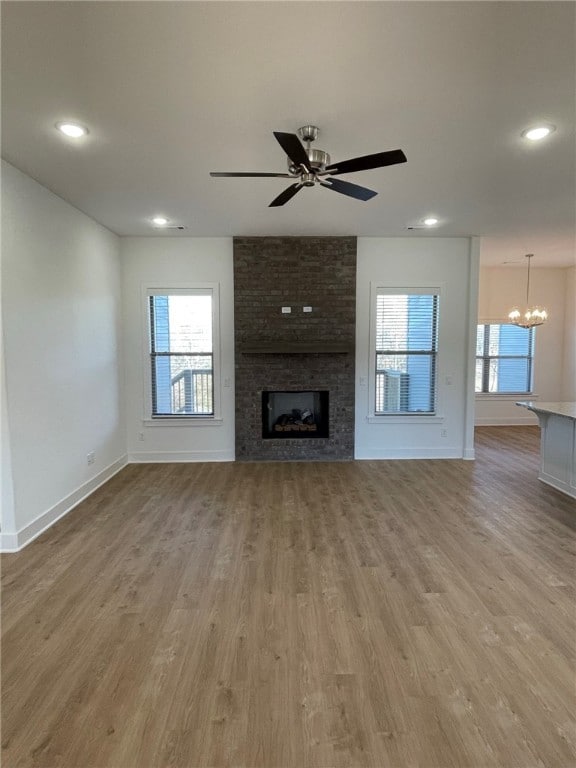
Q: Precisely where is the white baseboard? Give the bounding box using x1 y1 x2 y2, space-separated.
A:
0 455 128 553
128 450 235 463
539 473 576 500
463 448 475 460
0 532 19 552
475 416 539 426
354 448 465 460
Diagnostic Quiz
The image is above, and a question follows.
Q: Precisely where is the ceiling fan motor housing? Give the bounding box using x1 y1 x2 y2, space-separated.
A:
288 148 331 175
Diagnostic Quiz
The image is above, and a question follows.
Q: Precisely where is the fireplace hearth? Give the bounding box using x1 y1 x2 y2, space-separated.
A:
262 391 329 439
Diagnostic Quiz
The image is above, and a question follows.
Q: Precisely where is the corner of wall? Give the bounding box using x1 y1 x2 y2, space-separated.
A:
1 254 17 537
464 237 481 457
561 265 576 400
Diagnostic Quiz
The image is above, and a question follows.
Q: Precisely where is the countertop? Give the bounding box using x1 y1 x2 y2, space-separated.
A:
516 401 576 420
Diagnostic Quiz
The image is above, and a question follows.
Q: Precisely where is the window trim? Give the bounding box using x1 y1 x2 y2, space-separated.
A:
368 283 442 420
141 283 222 424
475 322 534 395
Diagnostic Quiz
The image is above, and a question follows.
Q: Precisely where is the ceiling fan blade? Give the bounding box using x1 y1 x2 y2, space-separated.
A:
320 177 377 201
325 149 407 176
210 172 292 177
273 132 312 171
269 183 304 207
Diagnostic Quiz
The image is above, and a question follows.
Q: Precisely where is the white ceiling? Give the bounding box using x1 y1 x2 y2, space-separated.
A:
2 1 575 267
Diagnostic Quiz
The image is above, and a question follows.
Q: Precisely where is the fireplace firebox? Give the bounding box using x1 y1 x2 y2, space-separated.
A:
262 391 329 439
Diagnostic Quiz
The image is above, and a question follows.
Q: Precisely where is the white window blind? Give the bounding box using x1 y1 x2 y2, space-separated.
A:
148 291 214 416
475 324 534 393
375 291 439 414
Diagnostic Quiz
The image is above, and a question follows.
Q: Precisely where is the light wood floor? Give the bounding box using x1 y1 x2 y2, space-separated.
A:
2 427 575 768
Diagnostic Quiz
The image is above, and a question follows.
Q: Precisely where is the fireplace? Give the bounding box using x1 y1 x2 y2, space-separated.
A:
234 236 356 461
262 390 329 439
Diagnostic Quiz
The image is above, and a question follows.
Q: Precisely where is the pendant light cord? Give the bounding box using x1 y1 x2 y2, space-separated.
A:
526 253 533 305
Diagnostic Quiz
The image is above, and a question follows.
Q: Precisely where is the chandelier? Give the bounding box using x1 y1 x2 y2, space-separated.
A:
508 253 548 328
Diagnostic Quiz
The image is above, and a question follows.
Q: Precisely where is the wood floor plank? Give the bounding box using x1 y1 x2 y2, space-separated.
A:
2 426 575 767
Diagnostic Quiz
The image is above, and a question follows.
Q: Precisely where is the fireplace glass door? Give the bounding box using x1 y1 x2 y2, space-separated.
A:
262 391 329 439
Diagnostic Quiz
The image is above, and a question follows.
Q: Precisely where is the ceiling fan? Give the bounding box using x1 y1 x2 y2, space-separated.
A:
210 125 407 207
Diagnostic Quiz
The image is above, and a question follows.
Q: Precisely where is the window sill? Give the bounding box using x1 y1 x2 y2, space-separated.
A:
367 414 445 424
144 417 223 427
475 393 538 401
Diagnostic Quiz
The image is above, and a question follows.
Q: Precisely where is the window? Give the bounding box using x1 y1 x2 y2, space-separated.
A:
476 324 534 394
375 290 439 414
147 288 217 417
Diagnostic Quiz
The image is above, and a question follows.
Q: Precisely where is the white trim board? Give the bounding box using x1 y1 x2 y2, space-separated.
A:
475 416 540 426
128 450 235 463
0 455 128 552
539 473 576 500
355 448 468 460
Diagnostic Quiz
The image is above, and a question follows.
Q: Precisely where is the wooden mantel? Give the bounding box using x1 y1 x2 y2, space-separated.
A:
241 342 353 355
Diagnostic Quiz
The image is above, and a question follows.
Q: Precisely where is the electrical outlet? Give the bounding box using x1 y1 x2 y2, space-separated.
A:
138 432 145 442
87 451 96 465
281 306 291 314
441 429 448 438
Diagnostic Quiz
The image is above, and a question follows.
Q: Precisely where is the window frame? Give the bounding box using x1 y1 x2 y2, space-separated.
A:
368 284 442 421
142 283 222 425
475 323 535 395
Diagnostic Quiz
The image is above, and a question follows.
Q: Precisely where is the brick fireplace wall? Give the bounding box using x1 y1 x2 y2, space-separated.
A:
234 236 356 461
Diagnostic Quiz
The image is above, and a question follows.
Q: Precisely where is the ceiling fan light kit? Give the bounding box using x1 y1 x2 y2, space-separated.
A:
210 125 407 207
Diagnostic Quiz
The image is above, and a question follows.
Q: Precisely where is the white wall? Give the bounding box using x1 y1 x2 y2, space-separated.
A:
355 237 478 459
122 237 235 462
1 291 16 534
1 161 125 549
561 266 575 401
476 266 568 425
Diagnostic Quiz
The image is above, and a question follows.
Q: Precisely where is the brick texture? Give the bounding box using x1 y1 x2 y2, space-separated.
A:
234 236 356 461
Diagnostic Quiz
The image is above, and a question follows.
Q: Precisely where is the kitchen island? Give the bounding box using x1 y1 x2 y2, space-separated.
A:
516 401 576 500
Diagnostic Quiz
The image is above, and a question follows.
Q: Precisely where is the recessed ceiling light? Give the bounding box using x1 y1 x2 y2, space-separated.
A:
424 217 439 227
522 124 556 141
152 216 169 227
56 121 88 138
